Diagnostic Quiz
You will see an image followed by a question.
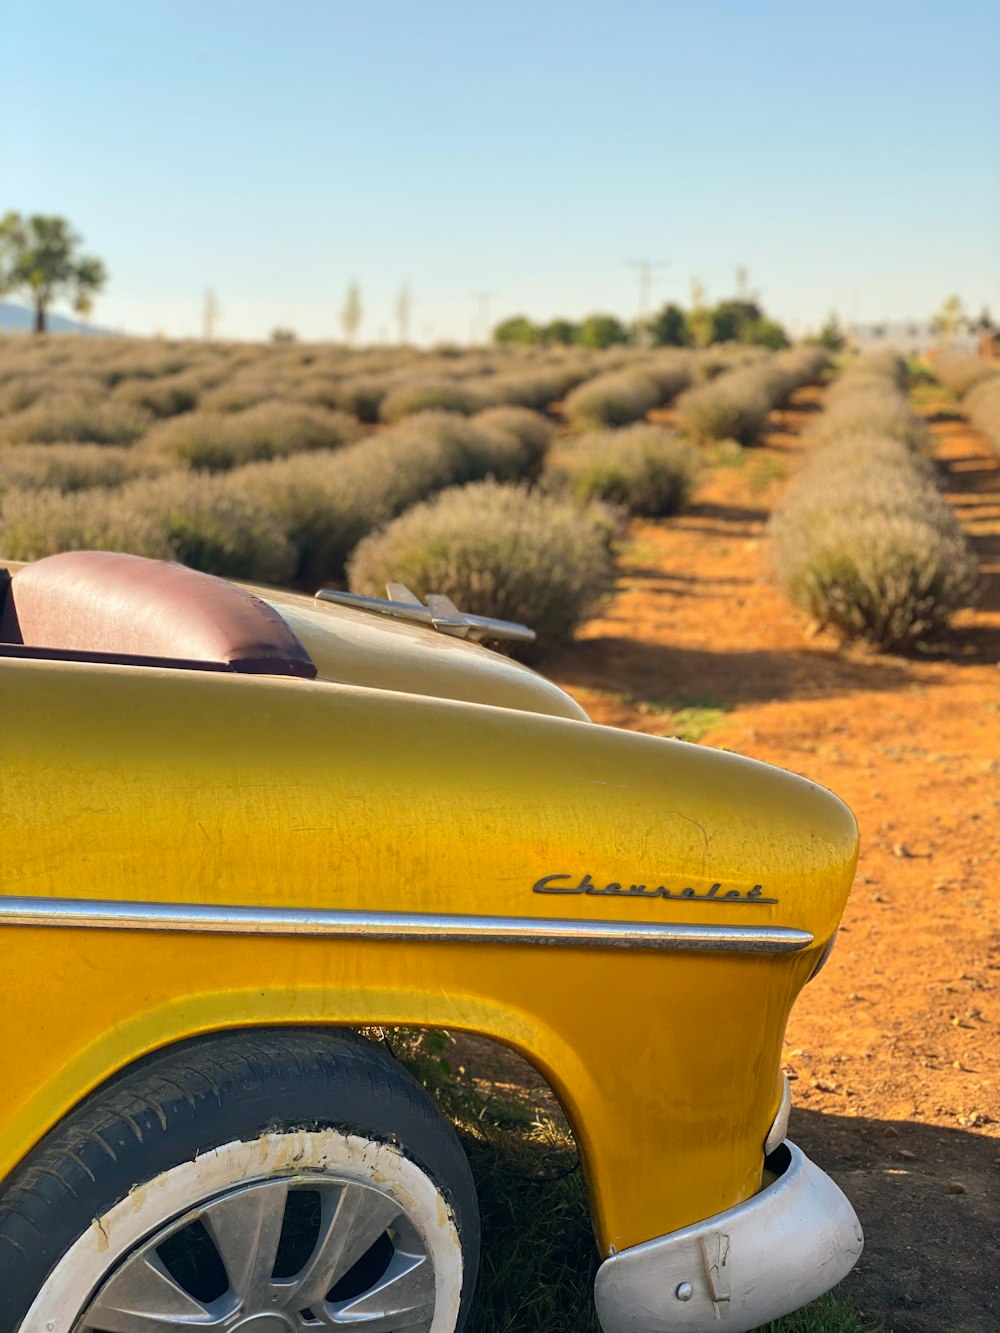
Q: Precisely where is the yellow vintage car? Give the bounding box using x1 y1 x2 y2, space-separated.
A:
0 550 863 1333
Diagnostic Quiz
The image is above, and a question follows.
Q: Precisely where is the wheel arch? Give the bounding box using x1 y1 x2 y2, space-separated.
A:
0 986 594 1211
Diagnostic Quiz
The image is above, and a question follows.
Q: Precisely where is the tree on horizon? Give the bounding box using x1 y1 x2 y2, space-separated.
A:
0 212 107 334
342 282 363 344
395 284 412 343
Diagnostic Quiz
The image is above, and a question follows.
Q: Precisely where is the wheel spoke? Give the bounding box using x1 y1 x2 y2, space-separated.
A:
286 1182 401 1307
83 1252 223 1331
200 1178 289 1302
327 1251 435 1330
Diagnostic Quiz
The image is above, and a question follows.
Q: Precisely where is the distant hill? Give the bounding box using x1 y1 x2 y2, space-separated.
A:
0 302 115 336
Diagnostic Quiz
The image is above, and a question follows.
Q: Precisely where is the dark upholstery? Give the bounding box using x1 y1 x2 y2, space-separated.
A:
1 552 316 678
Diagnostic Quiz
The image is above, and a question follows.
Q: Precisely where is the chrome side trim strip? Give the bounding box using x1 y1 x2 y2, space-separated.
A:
0 896 813 954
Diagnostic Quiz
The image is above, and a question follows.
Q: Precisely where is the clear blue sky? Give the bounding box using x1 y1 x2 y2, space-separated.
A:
4 0 998 342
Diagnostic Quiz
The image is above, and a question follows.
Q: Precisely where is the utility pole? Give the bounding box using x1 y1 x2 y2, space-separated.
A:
395 284 412 344
626 259 667 348
471 291 494 346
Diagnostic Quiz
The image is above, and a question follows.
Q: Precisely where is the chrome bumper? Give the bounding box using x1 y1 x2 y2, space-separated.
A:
594 1142 863 1333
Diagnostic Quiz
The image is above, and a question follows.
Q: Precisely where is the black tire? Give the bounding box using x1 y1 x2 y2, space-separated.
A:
0 1027 480 1331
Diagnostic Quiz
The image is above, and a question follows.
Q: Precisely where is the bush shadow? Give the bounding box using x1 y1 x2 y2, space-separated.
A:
685 500 771 526
940 445 1000 626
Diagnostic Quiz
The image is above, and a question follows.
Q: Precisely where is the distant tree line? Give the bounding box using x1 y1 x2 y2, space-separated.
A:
494 296 791 351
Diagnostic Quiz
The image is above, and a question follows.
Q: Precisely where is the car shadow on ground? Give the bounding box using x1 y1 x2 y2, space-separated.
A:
790 1106 999 1333
550 636 919 708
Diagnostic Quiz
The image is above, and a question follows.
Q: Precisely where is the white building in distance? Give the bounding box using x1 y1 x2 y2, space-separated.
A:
848 320 979 357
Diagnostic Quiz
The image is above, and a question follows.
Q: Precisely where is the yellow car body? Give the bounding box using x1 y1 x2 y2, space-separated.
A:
0 554 863 1332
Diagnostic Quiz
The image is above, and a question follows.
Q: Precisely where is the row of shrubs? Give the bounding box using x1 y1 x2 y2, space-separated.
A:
931 350 1000 459
4 336 818 658
931 350 1000 399
967 376 1000 458
345 408 716 657
544 424 699 517
0 339 770 449
561 353 694 428
0 415 701 657
676 346 829 445
0 406 556 588
0 336 627 437
0 334 603 390
770 352 977 649
0 333 730 658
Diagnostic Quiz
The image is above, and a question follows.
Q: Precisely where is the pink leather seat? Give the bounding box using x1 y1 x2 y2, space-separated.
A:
0 551 316 678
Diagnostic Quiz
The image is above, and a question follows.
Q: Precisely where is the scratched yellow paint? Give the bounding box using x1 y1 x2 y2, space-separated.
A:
0 607 858 1252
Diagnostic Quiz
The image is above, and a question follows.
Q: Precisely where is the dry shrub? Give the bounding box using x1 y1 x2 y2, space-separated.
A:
853 350 908 389
473 407 554 471
0 373 106 415
0 395 153 445
690 349 731 382
405 410 557 484
233 448 400 588
379 378 485 422
812 387 929 453
643 355 694 402
228 410 532 587
118 473 297 582
772 414 977 648
381 410 536 485
327 375 394 422
464 363 594 412
779 346 830 382
112 373 205 417
99 347 210 384
772 504 976 649
965 377 1000 457
794 432 937 492
0 487 173 564
751 362 795 407
563 370 661 429
761 346 829 407
823 373 897 406
0 474 295 584
0 444 167 496
347 480 616 653
293 375 345 411
782 436 953 534
547 424 700 516
198 375 296 413
142 403 362 471
932 352 1000 398
676 368 771 444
